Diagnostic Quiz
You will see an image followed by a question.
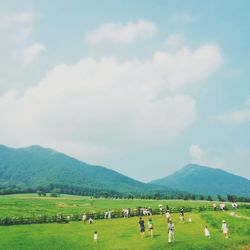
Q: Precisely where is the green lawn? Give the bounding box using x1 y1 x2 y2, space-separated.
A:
0 212 249 250
0 193 227 218
0 194 249 249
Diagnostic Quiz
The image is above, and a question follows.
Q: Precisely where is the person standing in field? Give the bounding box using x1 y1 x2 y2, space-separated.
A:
138 217 145 238
188 217 192 223
222 220 229 239
104 210 108 219
148 218 154 237
165 209 171 223
204 225 210 239
159 206 164 215
168 219 175 243
89 217 93 224
180 208 184 222
213 203 217 211
108 210 112 219
220 203 225 211
93 231 98 243
82 213 87 224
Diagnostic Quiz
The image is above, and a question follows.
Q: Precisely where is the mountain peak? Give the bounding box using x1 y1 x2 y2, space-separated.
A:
25 145 57 153
183 163 212 170
151 163 250 196
0 144 170 195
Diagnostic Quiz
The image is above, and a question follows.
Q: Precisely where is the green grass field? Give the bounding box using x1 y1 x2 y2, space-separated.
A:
0 194 249 250
0 193 227 217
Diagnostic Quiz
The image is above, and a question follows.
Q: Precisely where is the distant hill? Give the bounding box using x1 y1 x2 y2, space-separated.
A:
0 145 171 195
150 164 250 196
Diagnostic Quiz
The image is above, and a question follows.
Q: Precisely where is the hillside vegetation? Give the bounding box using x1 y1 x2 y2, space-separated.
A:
151 164 250 196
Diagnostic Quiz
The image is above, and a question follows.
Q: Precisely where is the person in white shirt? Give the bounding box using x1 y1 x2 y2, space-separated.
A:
93 231 98 243
213 203 217 211
108 210 112 219
232 202 235 209
82 213 87 224
204 225 210 239
165 210 171 223
89 217 93 224
168 220 175 243
222 220 229 239
104 211 108 219
220 203 225 211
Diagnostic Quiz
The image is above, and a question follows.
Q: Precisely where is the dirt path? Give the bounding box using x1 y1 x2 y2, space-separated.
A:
229 212 250 220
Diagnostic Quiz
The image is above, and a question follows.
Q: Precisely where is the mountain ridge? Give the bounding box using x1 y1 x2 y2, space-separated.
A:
150 163 250 196
0 144 172 195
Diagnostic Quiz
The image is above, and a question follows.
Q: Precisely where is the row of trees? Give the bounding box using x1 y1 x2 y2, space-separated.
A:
37 188 61 197
1 184 250 202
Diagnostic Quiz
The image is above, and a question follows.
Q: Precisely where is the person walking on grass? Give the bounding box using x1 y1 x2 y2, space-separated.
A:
82 213 87 224
180 208 184 222
89 217 93 224
165 209 171 223
148 218 154 237
168 219 175 243
138 217 145 238
188 217 192 223
222 220 229 239
93 231 98 243
204 225 210 239
108 210 112 219
104 210 108 219
213 203 217 211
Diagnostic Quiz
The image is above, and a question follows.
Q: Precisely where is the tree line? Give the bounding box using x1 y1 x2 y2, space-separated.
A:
0 184 250 202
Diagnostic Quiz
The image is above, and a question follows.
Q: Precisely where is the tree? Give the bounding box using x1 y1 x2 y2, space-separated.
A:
217 194 224 201
191 194 196 200
199 194 205 200
227 195 236 202
127 194 134 200
50 188 61 197
183 193 192 200
207 195 213 201
36 190 42 196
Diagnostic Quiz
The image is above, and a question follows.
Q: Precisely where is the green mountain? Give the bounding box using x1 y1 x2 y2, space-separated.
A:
0 145 170 195
150 164 250 196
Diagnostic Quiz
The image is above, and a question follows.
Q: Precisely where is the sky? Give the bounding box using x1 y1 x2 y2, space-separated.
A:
0 0 249 182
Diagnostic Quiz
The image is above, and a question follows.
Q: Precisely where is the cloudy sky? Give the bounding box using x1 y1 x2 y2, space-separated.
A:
0 0 249 182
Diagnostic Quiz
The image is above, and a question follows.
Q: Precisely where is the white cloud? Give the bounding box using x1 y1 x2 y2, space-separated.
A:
189 144 206 164
18 43 46 65
189 144 224 167
213 97 250 124
12 27 33 44
0 11 46 68
0 12 35 27
163 34 185 51
0 12 35 43
86 20 157 45
0 43 222 162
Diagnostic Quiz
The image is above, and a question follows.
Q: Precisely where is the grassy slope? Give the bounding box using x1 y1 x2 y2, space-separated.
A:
0 212 249 250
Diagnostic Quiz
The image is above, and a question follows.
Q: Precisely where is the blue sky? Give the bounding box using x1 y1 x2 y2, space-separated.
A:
0 0 249 181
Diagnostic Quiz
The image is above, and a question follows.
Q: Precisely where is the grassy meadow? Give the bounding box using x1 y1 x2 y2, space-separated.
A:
0 194 249 250
0 193 215 217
